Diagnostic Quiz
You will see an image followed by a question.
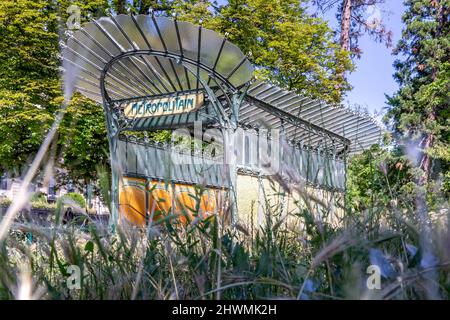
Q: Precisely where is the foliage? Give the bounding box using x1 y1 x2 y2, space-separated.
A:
0 198 12 207
31 200 57 211
63 192 86 209
0 0 112 183
347 144 416 211
0 0 61 173
385 0 449 193
58 94 109 183
30 194 57 210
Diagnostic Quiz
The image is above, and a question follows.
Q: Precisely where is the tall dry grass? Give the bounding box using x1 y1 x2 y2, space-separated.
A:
0 172 448 300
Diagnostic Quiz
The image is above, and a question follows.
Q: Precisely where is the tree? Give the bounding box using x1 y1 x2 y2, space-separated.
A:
385 0 449 193
57 94 109 187
313 0 392 57
347 144 415 212
0 0 61 173
0 0 111 183
383 0 449 299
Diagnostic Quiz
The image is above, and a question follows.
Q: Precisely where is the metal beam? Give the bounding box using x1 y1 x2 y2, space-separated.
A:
245 95 350 146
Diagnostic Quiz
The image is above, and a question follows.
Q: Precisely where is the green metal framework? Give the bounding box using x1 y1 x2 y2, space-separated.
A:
63 14 383 229
100 56 250 229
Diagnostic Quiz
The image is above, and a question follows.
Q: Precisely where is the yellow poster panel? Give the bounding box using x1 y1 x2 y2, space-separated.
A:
118 176 225 227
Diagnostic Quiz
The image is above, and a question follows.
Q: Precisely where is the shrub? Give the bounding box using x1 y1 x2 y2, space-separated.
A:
63 192 86 209
30 201 56 210
30 194 56 210
0 197 11 207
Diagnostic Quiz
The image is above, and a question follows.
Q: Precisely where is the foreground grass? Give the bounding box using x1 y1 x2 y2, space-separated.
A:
0 189 449 300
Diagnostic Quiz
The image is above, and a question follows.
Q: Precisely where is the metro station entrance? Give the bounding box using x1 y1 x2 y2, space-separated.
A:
63 14 381 230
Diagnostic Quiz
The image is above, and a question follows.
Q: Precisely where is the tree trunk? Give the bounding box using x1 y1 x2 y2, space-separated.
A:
418 120 435 186
415 0 445 300
336 0 352 84
340 0 352 51
418 1 445 186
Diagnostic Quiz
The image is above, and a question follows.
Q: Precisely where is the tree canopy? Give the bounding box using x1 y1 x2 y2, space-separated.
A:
0 0 61 173
0 0 354 184
385 0 449 192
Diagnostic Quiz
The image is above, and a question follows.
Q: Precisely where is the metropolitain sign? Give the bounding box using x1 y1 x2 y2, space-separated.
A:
124 93 204 118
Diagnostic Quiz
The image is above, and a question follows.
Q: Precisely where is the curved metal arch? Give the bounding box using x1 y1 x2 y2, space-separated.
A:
99 49 243 105
100 54 248 137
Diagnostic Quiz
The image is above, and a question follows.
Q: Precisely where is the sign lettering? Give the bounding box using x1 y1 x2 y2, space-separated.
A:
124 93 204 119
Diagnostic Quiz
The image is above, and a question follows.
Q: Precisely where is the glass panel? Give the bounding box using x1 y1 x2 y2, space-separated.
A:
199 28 222 68
104 77 136 99
188 163 198 184
206 165 216 187
175 65 194 91
111 60 152 96
135 144 146 176
131 56 167 94
114 15 149 50
116 57 158 95
215 41 246 79
251 83 272 96
316 153 323 185
155 17 180 55
63 48 101 77
117 140 127 172
76 88 101 103
127 143 138 174
313 152 319 184
80 35 108 64
263 89 286 104
134 15 165 52
229 59 254 87
109 61 149 94
105 70 146 97
139 145 154 177
67 34 107 68
248 131 259 171
179 157 191 183
176 21 199 62
75 78 101 97
169 60 188 91
302 149 308 180
198 69 210 84
63 52 104 101
153 147 163 178
125 56 164 95
143 56 178 92
212 165 222 187
83 23 121 57
97 17 134 52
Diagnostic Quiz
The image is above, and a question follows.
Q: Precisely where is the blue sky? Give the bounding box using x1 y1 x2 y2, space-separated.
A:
315 1 406 115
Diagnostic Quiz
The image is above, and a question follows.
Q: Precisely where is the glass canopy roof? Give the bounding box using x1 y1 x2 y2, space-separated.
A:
242 81 383 154
63 14 254 103
63 14 382 155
